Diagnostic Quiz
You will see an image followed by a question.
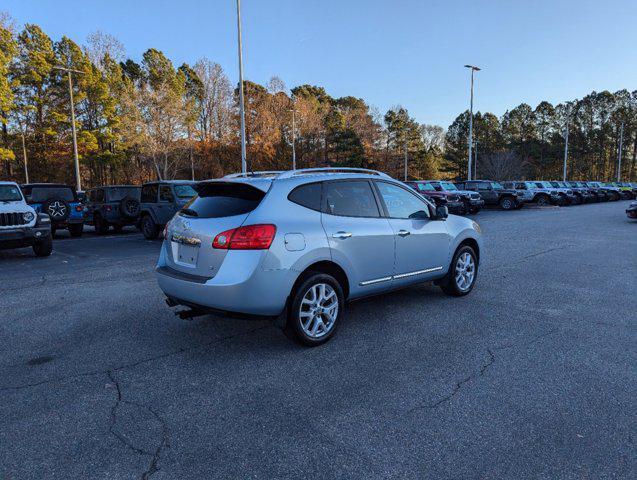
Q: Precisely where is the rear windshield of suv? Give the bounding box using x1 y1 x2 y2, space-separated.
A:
0 185 23 201
181 182 266 218
28 187 75 202
108 187 141 201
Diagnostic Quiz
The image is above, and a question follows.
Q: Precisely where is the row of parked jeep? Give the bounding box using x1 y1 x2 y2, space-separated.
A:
2 177 636 257
407 179 637 214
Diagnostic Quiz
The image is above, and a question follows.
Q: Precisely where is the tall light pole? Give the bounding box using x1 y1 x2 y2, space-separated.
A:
617 122 624 182
236 0 247 174
464 65 481 180
404 133 408 181
563 120 569 181
290 97 296 170
474 140 478 179
53 66 83 192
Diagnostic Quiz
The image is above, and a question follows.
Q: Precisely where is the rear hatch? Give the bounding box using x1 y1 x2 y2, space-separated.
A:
163 181 269 278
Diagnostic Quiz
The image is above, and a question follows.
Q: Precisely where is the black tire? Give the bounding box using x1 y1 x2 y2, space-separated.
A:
440 245 478 297
68 223 83 237
558 194 569 206
499 196 516 210
285 273 344 347
113 224 124 233
42 197 71 222
33 236 53 257
119 196 141 219
469 207 481 214
535 194 550 206
141 215 159 240
94 214 109 235
50 226 57 238
610 192 620 201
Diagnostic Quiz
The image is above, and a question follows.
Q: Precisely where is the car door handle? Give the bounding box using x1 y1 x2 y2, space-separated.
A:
332 231 352 239
398 230 410 237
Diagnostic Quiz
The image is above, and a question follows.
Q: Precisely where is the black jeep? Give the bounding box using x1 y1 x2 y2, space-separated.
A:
455 180 524 210
21 183 85 237
84 186 141 234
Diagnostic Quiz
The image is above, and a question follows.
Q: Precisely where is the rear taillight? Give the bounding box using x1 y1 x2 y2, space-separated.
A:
213 224 276 250
75 205 83 212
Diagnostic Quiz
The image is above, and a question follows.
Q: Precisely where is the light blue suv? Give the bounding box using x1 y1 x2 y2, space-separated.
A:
156 168 483 345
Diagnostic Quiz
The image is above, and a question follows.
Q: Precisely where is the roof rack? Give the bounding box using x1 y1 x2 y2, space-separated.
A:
223 171 283 179
277 167 391 179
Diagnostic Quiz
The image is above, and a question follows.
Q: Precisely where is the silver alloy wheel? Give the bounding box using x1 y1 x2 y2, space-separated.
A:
502 198 512 209
454 252 476 292
299 283 339 339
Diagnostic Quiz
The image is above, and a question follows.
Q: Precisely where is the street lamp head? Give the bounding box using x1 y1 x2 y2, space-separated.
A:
464 64 481 71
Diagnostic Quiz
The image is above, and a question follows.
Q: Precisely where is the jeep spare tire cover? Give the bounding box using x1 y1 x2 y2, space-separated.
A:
119 196 141 219
43 197 71 222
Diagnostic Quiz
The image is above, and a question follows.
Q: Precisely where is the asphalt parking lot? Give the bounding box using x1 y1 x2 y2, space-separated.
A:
1 201 636 479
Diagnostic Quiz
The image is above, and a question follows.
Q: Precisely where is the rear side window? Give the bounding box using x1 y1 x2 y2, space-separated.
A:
323 180 380 218
183 182 266 218
141 185 158 202
288 182 322 211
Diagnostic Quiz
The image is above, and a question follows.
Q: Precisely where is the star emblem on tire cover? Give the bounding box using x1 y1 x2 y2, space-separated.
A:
49 201 67 218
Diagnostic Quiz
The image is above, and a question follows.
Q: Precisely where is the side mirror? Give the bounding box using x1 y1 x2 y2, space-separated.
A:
409 210 430 220
435 205 448 220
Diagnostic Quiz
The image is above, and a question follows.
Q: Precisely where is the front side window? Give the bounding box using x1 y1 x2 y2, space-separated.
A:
323 181 380 218
491 182 504 190
376 182 430 219
478 183 491 191
159 186 174 202
0 184 23 202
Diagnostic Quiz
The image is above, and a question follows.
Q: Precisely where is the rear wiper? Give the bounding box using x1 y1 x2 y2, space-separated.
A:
180 208 199 217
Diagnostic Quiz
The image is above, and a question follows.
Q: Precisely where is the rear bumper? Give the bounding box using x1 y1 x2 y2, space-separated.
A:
155 245 296 316
53 216 84 227
446 201 466 214
0 226 51 249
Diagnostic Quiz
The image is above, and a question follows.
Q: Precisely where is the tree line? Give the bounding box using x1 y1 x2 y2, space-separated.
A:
0 16 634 188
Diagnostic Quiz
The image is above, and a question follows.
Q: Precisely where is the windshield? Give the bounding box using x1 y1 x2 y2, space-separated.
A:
0 184 23 202
491 182 504 190
438 182 458 191
414 182 435 191
174 184 197 199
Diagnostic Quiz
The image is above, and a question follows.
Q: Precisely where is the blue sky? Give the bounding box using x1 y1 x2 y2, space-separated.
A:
4 0 637 127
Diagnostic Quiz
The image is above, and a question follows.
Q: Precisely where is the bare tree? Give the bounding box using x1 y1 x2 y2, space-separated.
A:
193 58 233 141
85 31 125 70
479 151 528 180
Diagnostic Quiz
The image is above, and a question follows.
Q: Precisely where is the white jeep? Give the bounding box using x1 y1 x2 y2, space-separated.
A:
0 181 53 257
